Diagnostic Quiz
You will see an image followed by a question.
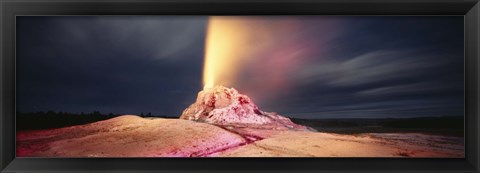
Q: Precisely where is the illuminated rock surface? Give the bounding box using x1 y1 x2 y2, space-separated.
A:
16 87 464 157
17 115 464 157
180 86 312 131
17 115 247 157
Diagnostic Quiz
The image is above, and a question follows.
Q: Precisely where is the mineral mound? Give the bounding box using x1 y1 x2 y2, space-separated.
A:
16 86 464 157
180 86 313 131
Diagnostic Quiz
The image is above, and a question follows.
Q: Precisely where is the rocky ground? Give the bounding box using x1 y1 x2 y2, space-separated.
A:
16 86 464 157
17 115 464 157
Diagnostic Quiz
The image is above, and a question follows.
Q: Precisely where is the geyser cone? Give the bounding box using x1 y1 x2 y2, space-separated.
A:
180 86 313 131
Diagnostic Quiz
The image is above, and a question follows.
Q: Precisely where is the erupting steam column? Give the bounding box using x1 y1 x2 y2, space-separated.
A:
182 17 313 131
203 17 265 89
203 17 242 89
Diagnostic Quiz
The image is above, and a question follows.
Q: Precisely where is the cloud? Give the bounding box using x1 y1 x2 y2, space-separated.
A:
16 16 464 118
356 80 460 96
272 47 464 118
282 98 464 118
17 16 207 115
57 16 208 61
296 49 451 87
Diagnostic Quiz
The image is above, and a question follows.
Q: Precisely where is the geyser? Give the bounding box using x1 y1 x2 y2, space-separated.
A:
180 86 313 131
196 18 312 130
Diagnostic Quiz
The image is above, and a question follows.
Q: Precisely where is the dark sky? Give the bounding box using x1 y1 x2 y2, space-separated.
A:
16 16 464 119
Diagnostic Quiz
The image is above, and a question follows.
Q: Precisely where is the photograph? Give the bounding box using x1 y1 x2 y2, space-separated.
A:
15 16 465 158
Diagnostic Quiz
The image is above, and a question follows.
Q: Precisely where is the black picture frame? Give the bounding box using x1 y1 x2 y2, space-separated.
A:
1 0 479 172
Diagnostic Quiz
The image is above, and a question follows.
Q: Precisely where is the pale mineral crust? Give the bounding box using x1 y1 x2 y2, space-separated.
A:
16 86 464 157
16 115 464 157
180 86 313 131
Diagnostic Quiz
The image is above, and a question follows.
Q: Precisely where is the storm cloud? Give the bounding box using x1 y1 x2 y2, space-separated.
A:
17 16 464 118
